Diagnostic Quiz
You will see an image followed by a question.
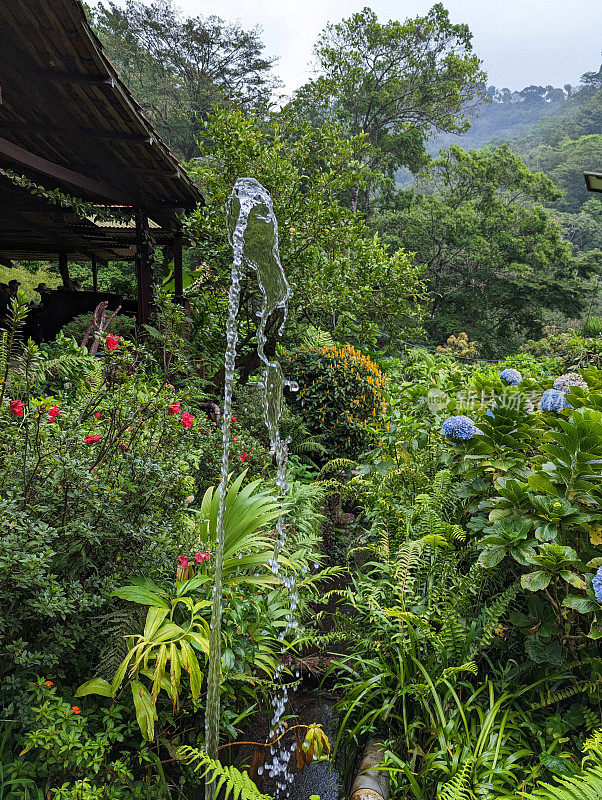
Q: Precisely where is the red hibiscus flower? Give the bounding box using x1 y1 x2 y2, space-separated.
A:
105 334 120 351
94 412 102 419
47 406 60 423
84 435 101 444
181 412 194 428
9 399 24 417
177 555 188 569
168 402 180 417
195 551 210 565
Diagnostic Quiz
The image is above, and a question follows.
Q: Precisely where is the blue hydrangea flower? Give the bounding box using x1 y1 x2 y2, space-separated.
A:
441 415 481 440
540 388 572 412
500 368 522 385
593 567 602 604
553 373 588 392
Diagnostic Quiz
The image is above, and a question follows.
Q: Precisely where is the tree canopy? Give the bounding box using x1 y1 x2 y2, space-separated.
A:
89 0 278 159
372 144 581 352
288 4 486 214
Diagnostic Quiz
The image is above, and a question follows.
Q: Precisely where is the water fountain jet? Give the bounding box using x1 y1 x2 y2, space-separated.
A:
205 178 297 800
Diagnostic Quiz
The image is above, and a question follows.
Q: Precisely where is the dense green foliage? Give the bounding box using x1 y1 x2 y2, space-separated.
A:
373 144 581 352
89 0 277 159
3 4 602 800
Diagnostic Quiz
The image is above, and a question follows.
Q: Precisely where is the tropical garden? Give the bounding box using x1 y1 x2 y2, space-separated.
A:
1 3 602 800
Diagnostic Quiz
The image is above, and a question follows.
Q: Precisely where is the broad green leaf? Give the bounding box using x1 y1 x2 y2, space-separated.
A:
562 594 599 614
521 570 551 592
112 585 170 609
131 680 157 740
144 607 169 639
75 677 114 698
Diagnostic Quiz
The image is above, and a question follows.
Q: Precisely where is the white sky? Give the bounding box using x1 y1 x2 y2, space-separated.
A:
166 0 601 98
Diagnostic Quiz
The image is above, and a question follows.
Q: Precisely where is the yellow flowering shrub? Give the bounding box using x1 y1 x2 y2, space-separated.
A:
284 343 388 457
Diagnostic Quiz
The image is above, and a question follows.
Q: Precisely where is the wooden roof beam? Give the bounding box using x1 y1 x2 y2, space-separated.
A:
4 209 115 260
0 121 153 144
0 136 128 204
38 68 115 87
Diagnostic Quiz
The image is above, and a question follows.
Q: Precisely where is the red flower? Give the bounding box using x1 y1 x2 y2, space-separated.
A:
9 399 24 417
168 402 180 417
94 412 102 419
47 406 60 423
105 334 120 351
233 435 238 441
84 435 101 445
231 416 237 423
181 412 194 428
70 706 81 715
195 551 210 565
240 452 250 462
44 680 53 687
177 555 188 569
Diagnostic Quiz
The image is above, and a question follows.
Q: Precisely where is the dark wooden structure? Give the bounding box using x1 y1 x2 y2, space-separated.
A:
0 0 202 328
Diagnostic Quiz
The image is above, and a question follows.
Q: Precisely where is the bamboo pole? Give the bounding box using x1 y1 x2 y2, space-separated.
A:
350 740 389 800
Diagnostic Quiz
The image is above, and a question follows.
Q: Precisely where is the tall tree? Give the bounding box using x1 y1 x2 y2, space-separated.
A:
288 4 486 215
90 0 278 159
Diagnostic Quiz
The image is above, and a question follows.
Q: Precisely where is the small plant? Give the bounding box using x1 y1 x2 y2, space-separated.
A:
436 332 478 358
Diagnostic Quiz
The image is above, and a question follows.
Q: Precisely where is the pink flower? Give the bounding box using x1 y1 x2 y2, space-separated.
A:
9 400 24 417
181 412 194 428
177 555 188 568
168 402 180 417
84 435 101 444
47 406 60 423
105 334 120 352
195 551 210 565
94 412 102 419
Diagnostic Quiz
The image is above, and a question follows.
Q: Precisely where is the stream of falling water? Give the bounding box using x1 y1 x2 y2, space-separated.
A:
205 178 299 800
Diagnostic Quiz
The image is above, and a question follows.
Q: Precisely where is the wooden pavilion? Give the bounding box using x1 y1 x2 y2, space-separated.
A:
0 0 202 329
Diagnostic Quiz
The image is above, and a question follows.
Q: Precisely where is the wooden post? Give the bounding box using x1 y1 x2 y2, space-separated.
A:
58 249 70 287
135 210 152 326
91 257 98 293
173 228 183 303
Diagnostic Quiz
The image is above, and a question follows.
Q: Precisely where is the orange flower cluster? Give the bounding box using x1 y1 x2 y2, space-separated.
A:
284 343 388 455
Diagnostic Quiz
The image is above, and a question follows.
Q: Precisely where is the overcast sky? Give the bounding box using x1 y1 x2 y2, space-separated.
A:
167 0 600 98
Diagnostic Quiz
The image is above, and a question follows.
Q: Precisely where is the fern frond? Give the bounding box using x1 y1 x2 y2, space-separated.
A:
531 680 602 710
522 764 602 800
437 757 475 800
473 581 520 655
393 540 423 603
317 458 358 480
582 728 602 769
177 747 272 800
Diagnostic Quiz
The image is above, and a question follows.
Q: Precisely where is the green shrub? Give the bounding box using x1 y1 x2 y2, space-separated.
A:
60 312 136 345
284 343 388 457
581 316 602 338
522 327 602 367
